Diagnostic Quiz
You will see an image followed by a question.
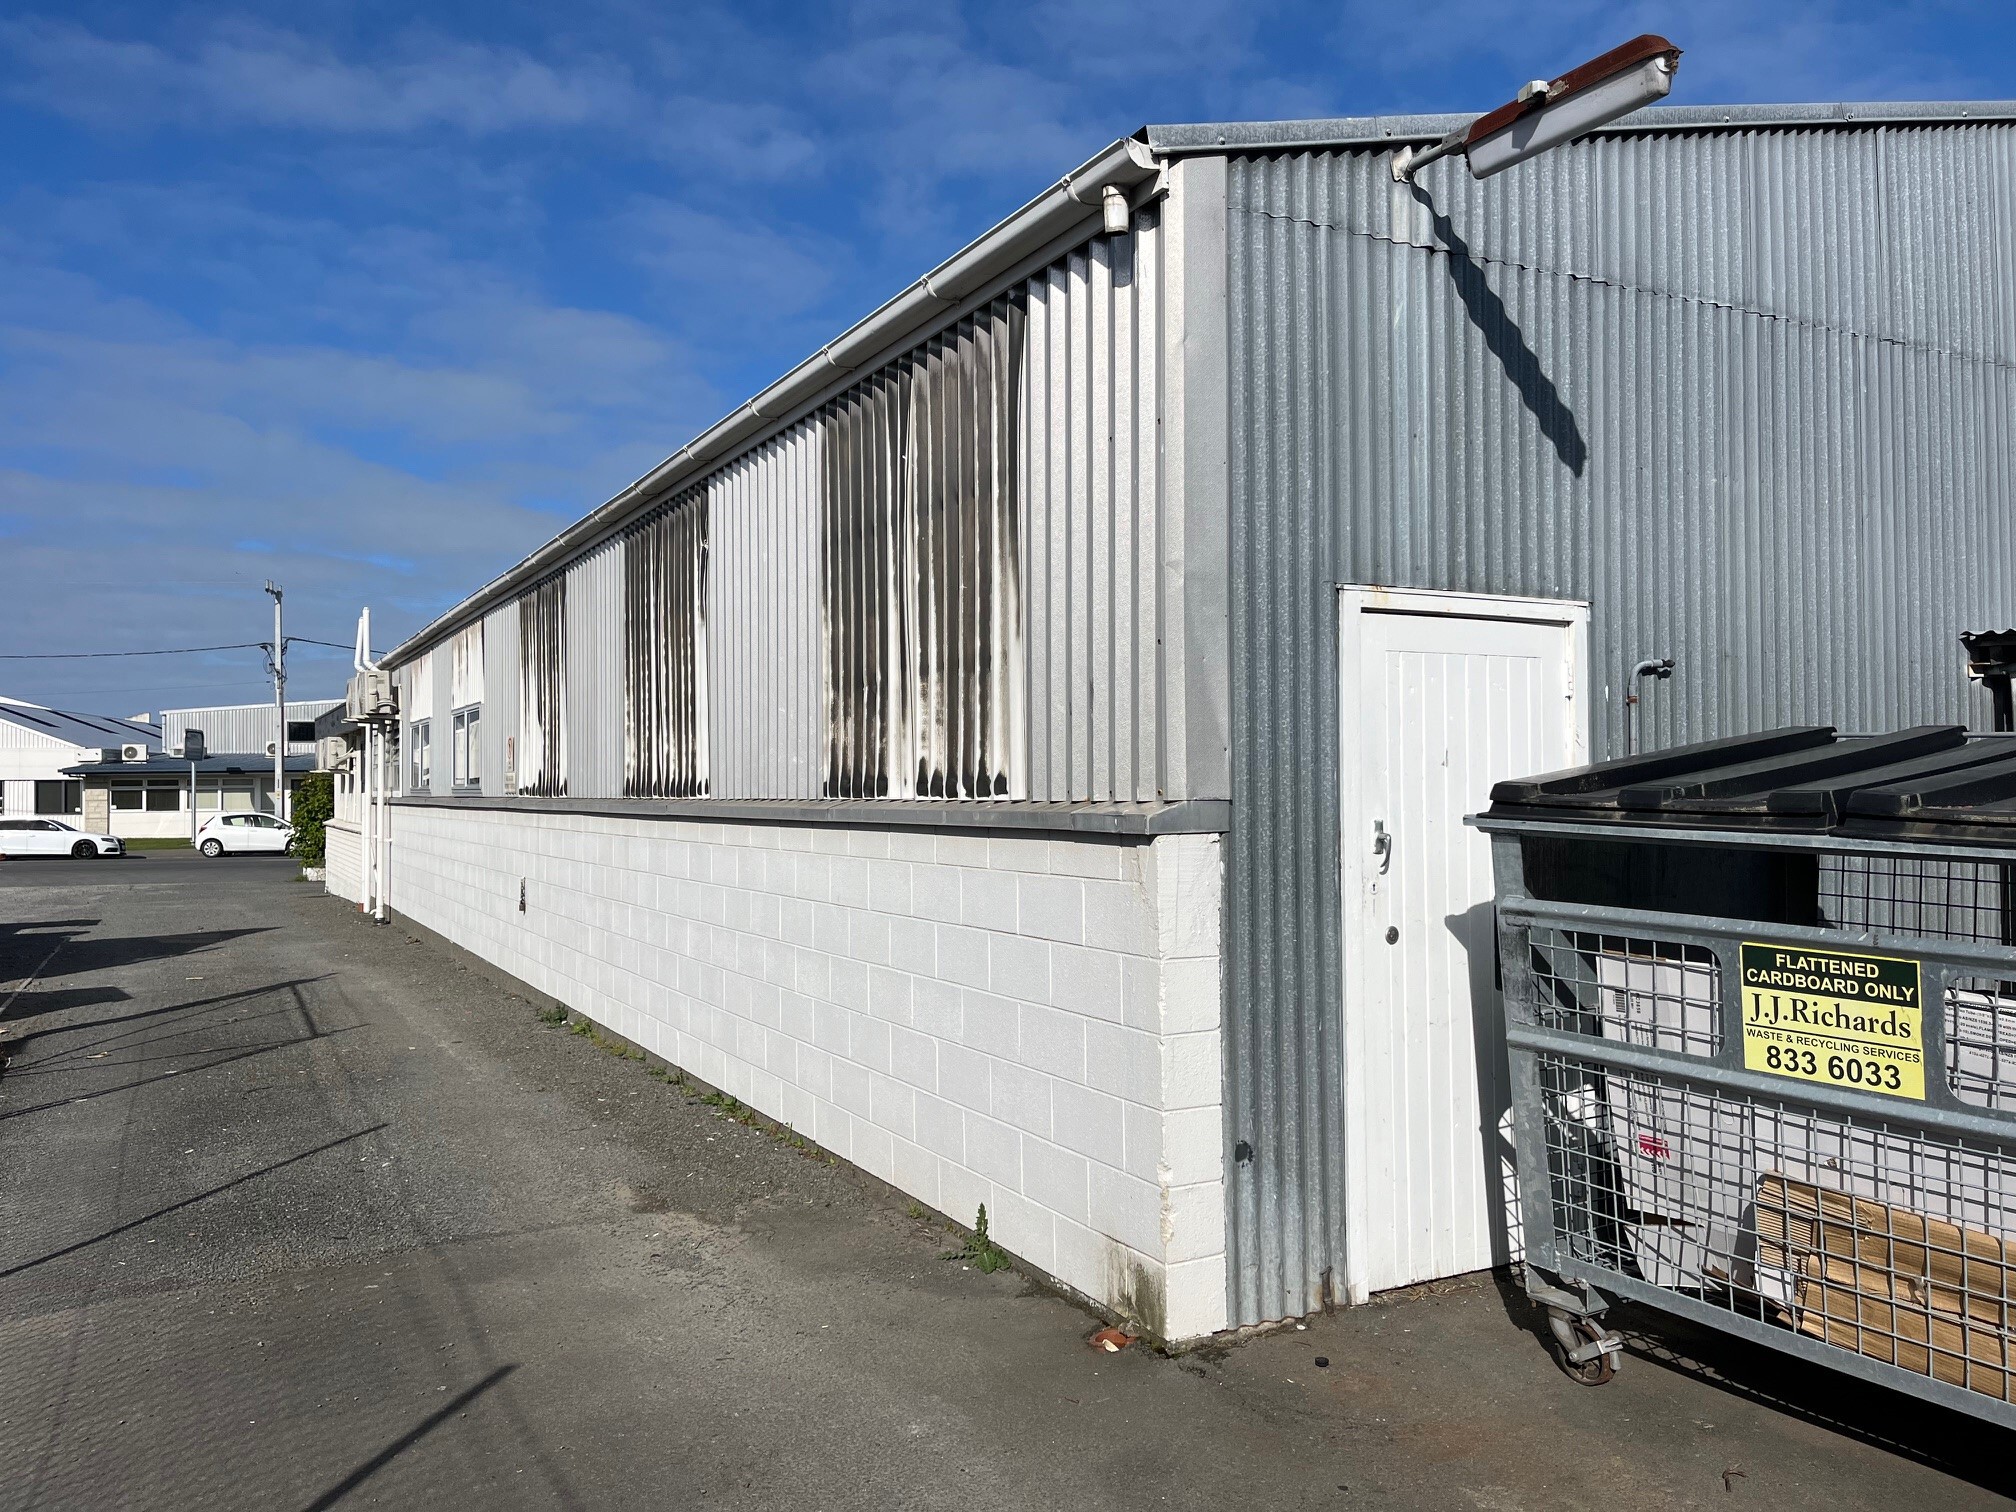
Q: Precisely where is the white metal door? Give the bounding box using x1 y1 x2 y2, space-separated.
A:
1338 587 1587 1301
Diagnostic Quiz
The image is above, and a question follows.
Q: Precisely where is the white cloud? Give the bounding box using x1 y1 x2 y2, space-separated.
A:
1325 0 1984 105
1 17 613 134
616 198 842 315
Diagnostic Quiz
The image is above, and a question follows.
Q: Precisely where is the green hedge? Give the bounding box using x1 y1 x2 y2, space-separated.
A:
291 771 334 867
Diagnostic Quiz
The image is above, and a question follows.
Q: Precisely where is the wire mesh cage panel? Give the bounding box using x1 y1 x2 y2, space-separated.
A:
1495 842 2016 1424
1820 853 2013 948
1537 1047 2016 1403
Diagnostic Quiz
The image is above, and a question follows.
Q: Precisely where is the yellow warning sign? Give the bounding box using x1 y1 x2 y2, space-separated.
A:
1740 942 1925 1100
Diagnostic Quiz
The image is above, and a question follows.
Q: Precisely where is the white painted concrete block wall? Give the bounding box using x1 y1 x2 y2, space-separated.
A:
388 805 1228 1339
324 818 363 906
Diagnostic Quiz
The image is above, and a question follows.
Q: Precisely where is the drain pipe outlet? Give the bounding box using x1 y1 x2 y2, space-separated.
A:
1624 657 1674 755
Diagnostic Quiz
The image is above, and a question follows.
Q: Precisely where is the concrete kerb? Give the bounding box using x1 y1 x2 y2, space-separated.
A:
333 896 1183 1350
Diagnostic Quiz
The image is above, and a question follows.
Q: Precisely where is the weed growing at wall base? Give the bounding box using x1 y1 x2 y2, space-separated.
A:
948 1205 1012 1274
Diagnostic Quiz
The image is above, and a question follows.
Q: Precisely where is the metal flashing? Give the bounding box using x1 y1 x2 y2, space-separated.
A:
1145 99 2016 156
390 792 1230 836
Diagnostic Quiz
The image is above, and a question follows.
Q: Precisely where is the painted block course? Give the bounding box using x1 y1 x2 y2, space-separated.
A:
384 803 1228 1339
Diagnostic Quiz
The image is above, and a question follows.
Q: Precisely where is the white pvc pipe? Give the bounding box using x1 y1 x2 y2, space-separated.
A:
374 729 388 922
360 723 374 913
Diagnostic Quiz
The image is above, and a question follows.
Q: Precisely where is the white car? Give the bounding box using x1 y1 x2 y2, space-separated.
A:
196 813 294 857
0 817 125 858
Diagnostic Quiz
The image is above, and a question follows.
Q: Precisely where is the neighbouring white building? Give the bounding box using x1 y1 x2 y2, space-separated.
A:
0 698 159 821
329 99 2016 1342
55 699 338 838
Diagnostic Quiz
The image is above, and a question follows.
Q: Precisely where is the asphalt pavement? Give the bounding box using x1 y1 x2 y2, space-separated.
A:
2 851 2012 1510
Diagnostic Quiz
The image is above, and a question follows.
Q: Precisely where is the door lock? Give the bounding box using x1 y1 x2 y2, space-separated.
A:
1371 820 1393 874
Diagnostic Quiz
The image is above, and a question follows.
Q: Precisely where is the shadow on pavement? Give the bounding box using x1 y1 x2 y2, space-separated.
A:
7 926 274 986
0 1023 362 1121
0 1123 390 1279
298 1364 520 1512
1489 1272 2016 1493
5 976 334 1059
0 985 129 1022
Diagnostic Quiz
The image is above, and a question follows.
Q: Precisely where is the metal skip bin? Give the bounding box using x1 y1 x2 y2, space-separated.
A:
1474 723 2016 1417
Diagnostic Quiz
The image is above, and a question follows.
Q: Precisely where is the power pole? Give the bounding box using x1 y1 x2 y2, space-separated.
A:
265 581 286 819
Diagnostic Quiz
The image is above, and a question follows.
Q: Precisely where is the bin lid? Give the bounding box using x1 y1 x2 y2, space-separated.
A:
1485 725 2016 837
1839 751 2016 845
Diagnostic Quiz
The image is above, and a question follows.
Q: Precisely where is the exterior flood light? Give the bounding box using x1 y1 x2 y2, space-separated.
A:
1393 34 1681 182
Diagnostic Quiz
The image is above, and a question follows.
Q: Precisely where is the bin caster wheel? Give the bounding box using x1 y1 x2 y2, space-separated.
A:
1547 1310 1620 1386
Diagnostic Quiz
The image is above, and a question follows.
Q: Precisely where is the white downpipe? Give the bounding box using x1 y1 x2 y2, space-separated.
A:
351 605 392 922
360 722 375 914
374 726 388 922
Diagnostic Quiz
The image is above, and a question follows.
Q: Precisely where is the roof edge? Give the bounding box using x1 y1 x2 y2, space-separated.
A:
1144 98 2016 155
382 133 1162 669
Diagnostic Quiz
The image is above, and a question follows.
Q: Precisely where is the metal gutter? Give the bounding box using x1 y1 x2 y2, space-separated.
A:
383 134 1163 669
392 793 1231 836
1145 98 2016 155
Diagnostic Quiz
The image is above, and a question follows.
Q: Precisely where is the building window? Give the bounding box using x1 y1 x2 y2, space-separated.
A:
33 780 75 814
111 784 143 810
452 706 481 790
518 573 567 795
623 488 709 797
34 780 81 815
145 780 179 812
286 720 316 744
410 719 432 790
822 299 1025 798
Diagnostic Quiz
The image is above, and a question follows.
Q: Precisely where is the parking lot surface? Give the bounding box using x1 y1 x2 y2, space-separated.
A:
2 852 2011 1509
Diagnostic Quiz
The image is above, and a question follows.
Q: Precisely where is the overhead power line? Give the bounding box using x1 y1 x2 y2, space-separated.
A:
0 642 265 660
0 635 369 661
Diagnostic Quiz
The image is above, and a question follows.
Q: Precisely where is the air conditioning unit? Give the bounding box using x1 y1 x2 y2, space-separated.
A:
264 740 279 758
317 735 352 772
121 743 149 763
346 668 396 721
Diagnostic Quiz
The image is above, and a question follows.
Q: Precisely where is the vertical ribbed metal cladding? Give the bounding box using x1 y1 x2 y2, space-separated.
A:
564 535 624 799
1023 206 1164 802
709 423 822 799
1223 122 2016 1326
517 573 568 796
820 298 1025 799
430 651 453 795
623 485 710 797
159 702 338 756
482 599 519 796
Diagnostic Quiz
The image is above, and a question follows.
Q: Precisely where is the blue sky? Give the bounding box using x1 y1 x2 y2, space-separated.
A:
1 0 2008 714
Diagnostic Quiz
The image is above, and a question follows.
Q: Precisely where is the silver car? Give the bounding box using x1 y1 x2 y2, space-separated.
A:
0 818 124 858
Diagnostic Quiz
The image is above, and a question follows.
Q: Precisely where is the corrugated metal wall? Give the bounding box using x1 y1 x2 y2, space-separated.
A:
483 599 519 795
1023 206 1164 802
1221 123 2016 1325
566 536 624 799
624 490 710 798
823 300 1025 800
518 575 567 796
430 650 452 795
709 425 823 799
389 214 1171 809
160 702 336 756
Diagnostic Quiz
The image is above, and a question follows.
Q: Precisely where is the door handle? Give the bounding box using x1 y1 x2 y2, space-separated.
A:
1371 820 1393 875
